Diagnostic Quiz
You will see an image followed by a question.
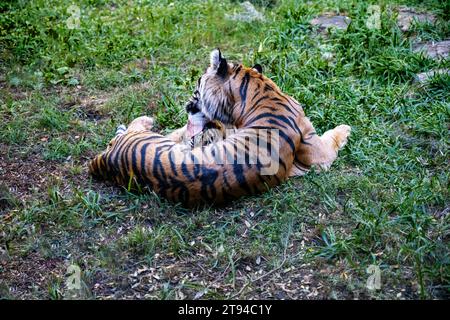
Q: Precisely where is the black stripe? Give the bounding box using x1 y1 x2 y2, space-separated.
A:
278 130 295 153
251 125 296 153
232 65 242 79
199 167 219 201
275 102 297 118
237 72 250 120
251 90 260 102
122 135 163 181
241 95 270 121
121 135 151 182
246 112 295 132
233 164 252 194
270 117 290 129
168 150 178 176
181 159 195 182
109 133 135 177
154 144 174 195
113 134 160 178
287 116 312 145
263 84 273 92
168 176 190 204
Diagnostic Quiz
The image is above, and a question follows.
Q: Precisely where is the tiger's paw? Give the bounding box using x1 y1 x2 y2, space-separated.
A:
332 124 351 150
128 116 154 132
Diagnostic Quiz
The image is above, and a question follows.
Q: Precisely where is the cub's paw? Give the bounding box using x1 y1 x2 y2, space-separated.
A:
128 116 154 132
333 124 351 150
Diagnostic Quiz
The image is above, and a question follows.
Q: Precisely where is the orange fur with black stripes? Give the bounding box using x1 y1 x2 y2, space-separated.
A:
89 50 351 206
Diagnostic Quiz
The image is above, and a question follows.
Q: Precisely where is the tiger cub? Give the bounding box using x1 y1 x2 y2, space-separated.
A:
89 49 351 206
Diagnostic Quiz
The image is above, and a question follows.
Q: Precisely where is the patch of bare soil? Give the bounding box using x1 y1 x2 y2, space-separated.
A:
87 249 330 300
56 86 113 121
0 144 90 205
57 82 160 121
0 252 65 299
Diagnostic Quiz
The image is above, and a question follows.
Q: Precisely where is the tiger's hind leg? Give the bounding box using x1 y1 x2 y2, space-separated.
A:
114 116 155 138
127 116 154 132
289 119 351 177
315 124 351 170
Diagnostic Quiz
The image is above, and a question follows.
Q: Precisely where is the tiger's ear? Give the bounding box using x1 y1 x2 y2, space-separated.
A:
210 48 228 77
252 64 263 73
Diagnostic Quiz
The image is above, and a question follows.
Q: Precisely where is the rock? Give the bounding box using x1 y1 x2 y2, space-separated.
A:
397 6 436 32
413 40 450 60
414 69 450 84
226 1 264 22
310 14 351 31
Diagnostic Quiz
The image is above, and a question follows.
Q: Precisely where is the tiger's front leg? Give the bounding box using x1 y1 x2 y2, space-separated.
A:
165 125 188 144
289 117 351 177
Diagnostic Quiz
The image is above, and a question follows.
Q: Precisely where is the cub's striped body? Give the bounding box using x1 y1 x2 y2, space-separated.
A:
89 50 351 206
89 124 283 205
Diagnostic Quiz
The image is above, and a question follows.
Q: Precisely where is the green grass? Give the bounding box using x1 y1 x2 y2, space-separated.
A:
0 0 449 299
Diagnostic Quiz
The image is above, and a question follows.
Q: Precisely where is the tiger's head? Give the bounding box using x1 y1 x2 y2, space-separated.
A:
188 49 267 127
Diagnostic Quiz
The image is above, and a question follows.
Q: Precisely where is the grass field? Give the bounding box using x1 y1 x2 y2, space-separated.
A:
0 0 449 299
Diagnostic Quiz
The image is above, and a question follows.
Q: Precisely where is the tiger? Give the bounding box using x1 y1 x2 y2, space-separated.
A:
88 49 351 206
